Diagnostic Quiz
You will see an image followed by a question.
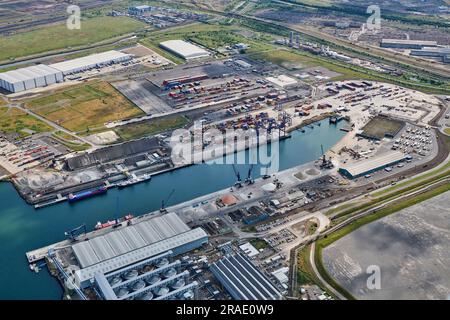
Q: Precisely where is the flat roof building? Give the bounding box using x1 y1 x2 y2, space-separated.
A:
266 75 298 88
0 65 63 93
210 253 282 300
129 5 152 15
159 40 210 60
380 39 438 49
410 47 450 64
49 50 132 75
339 151 407 179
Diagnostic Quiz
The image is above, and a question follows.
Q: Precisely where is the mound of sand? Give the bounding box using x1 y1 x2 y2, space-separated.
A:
295 172 307 180
305 168 320 176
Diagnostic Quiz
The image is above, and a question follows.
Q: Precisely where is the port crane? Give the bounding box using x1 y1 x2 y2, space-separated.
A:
232 164 242 188
64 224 87 242
319 144 334 169
160 189 175 213
245 164 255 185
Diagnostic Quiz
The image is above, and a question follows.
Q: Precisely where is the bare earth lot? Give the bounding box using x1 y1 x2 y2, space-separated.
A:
323 191 450 300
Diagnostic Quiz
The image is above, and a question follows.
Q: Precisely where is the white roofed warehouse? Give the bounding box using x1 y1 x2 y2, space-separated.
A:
49 50 132 75
159 40 210 60
338 151 407 179
0 65 63 93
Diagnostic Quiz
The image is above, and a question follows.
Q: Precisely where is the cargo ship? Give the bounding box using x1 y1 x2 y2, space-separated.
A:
95 214 134 230
68 186 107 203
117 173 152 188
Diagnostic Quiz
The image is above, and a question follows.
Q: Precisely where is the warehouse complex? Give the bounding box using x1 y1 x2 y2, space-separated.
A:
70 212 208 288
380 39 438 49
49 50 132 75
160 40 211 60
210 253 282 300
0 65 63 93
0 50 132 93
338 151 407 179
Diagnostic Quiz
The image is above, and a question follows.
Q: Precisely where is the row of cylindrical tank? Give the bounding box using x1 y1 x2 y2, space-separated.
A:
108 258 170 286
109 257 185 300
114 276 186 300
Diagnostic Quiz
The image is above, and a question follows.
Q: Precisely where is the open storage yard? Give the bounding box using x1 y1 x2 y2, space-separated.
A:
25 81 144 132
359 116 404 140
322 190 450 300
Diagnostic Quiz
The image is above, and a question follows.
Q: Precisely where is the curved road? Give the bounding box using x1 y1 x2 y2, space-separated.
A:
308 177 450 299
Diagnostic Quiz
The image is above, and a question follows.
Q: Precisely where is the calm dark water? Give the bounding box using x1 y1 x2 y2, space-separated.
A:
0 119 346 299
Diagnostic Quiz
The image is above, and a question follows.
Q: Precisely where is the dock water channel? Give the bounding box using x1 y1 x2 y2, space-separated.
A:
0 118 346 299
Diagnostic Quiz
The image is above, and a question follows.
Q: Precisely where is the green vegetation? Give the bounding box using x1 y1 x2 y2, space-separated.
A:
26 81 144 133
114 115 190 140
0 107 53 137
139 23 226 63
287 0 450 28
249 238 268 250
52 131 91 151
445 128 450 135
296 245 317 285
0 16 146 62
248 49 315 69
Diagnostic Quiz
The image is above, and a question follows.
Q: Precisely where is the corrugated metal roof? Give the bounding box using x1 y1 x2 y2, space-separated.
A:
72 241 100 267
49 50 131 73
0 65 61 84
72 212 196 268
210 253 282 300
381 39 437 46
160 40 210 59
339 151 406 177
75 227 208 285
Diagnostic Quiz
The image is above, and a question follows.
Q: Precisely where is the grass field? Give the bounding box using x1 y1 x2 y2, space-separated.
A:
360 116 404 140
297 245 318 286
140 22 275 63
26 81 144 133
247 48 315 69
249 238 268 250
0 107 53 137
0 16 145 62
52 131 91 151
114 115 190 140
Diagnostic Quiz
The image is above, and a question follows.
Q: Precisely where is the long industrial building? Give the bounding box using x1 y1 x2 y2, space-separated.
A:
380 39 438 49
0 65 63 93
410 47 450 64
70 212 208 288
210 253 282 300
338 151 407 179
160 40 210 60
49 50 132 75
94 251 198 300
